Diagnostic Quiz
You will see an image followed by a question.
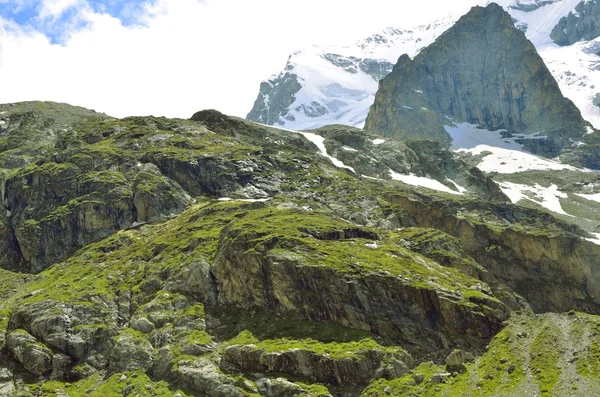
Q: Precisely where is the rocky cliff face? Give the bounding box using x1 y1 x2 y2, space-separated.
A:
551 0 600 45
365 3 588 157
1 102 600 396
245 70 302 126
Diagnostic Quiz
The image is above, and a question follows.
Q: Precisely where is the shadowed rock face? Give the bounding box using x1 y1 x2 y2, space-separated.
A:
246 72 302 126
551 0 600 46
365 3 587 157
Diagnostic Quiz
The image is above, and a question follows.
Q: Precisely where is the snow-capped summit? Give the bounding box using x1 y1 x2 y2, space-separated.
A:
245 18 455 130
247 0 600 131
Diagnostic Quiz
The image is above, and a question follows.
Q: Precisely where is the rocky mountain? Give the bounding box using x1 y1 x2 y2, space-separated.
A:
365 3 588 157
247 0 600 132
551 0 600 45
1 99 600 396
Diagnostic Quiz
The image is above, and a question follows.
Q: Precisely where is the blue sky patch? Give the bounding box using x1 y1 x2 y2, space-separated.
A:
0 0 156 44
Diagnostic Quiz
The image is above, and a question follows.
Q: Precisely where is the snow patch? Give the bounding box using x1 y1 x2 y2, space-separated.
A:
218 197 271 203
570 138 586 147
576 192 600 203
389 169 462 195
498 182 571 215
297 131 355 173
342 145 358 152
372 139 386 145
447 179 468 194
459 145 578 173
585 232 600 245
362 175 383 181
446 122 581 173
499 0 583 46
536 41 600 129
254 121 356 173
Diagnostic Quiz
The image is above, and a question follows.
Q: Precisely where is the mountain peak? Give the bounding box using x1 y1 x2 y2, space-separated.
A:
459 2 518 29
364 0 586 156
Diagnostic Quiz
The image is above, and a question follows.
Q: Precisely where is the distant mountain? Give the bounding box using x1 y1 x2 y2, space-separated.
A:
551 0 600 45
247 0 600 131
365 3 587 157
246 19 455 130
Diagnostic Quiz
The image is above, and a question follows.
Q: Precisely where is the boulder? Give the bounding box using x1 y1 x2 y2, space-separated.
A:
6 330 53 377
109 331 154 372
445 349 474 372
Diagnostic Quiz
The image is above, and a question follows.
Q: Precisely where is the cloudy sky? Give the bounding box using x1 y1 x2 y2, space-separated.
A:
0 0 479 118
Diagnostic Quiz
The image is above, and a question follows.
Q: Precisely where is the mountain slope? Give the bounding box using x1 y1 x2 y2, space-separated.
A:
1 102 600 395
364 3 587 157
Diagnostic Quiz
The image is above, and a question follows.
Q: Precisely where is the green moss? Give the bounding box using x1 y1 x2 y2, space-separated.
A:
530 323 561 394
0 268 28 300
0 309 9 333
211 205 499 307
38 371 193 397
474 326 526 395
116 328 149 342
19 161 77 178
78 170 127 185
10 198 499 333
225 330 260 347
42 195 107 222
260 338 402 360
226 330 405 361
297 382 333 396
571 313 600 380
178 329 213 346
361 361 449 396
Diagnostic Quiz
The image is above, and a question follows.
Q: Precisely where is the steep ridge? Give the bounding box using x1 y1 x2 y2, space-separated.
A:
364 3 588 157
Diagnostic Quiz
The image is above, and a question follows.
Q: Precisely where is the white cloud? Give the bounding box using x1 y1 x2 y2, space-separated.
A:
0 0 478 119
39 0 82 19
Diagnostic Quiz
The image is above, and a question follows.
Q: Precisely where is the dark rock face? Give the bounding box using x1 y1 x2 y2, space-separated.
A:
387 194 600 314
321 54 394 82
213 222 509 355
551 1 600 46
246 72 302 125
365 3 587 156
509 0 559 12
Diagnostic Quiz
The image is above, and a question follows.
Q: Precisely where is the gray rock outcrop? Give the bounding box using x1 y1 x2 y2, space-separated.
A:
365 3 587 157
551 1 600 46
